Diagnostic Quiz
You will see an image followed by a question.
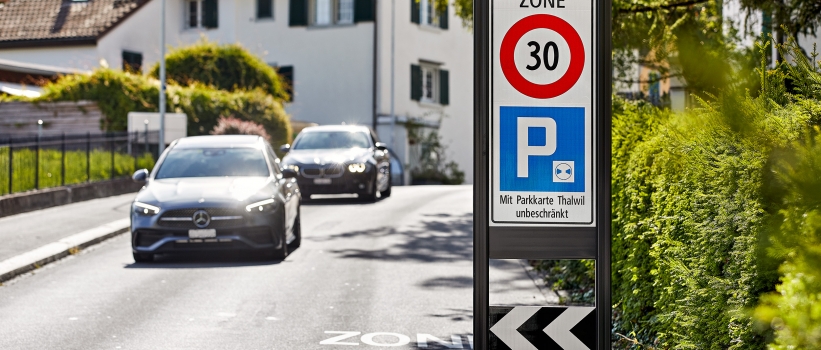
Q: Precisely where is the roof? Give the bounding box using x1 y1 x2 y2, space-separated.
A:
0 57 89 75
174 135 265 148
0 0 148 48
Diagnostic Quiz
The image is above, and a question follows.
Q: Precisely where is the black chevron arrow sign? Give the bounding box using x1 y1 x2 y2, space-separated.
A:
489 306 596 350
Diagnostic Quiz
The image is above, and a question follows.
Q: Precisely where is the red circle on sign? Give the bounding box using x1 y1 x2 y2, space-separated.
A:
500 14 585 99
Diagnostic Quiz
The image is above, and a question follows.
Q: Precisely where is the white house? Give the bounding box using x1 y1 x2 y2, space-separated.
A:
0 0 475 183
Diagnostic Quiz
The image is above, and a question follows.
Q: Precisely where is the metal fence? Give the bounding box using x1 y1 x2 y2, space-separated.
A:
0 131 159 196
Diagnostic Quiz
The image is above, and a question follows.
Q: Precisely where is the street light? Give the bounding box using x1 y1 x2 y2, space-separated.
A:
158 0 167 155
389 0 396 151
37 119 43 138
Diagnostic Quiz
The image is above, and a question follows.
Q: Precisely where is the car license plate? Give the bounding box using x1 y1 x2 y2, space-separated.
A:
314 178 332 185
188 229 216 238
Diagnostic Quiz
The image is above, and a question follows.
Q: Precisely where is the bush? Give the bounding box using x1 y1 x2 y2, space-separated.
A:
752 41 821 350
607 40 820 349
148 40 289 101
210 116 271 141
34 69 292 149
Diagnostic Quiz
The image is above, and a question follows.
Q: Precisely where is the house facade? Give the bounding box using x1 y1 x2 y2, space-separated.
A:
0 0 474 184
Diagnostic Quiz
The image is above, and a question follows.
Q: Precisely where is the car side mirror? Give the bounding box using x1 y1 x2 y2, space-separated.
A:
282 168 297 179
374 142 388 151
132 169 149 183
279 144 291 153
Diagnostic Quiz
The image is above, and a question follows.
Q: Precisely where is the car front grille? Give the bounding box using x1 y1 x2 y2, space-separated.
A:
300 164 344 178
159 208 246 229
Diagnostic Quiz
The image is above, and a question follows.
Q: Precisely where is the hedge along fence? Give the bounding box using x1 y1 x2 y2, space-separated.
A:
33 69 291 149
609 40 821 349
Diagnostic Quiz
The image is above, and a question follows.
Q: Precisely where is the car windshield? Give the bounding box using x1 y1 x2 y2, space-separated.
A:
154 148 269 179
292 131 371 150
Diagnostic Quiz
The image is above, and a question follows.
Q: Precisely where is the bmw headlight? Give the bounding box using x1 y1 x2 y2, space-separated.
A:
134 201 160 216
246 198 276 213
284 164 300 172
347 163 367 173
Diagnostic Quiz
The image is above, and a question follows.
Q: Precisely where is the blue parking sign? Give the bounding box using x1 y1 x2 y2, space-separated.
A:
499 106 585 192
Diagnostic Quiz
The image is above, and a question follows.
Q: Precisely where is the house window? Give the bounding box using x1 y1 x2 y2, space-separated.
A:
186 0 218 29
411 0 447 29
337 0 353 24
411 63 449 105
421 65 437 103
420 0 437 26
257 0 273 19
310 0 353 26
122 51 143 73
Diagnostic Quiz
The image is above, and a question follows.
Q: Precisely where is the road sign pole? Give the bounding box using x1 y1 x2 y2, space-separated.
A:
473 1 490 349
596 0 613 347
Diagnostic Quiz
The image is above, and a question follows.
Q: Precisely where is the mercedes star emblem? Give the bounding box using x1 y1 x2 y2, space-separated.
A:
192 210 210 228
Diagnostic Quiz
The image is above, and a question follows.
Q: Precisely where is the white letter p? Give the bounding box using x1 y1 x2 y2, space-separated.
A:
517 117 557 178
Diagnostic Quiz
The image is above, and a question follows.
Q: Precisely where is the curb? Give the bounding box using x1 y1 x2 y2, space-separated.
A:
0 218 130 283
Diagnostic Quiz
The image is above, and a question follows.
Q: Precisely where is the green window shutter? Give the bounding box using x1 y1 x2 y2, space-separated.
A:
202 0 218 28
410 0 420 24
354 0 374 22
439 4 448 29
411 64 422 101
257 0 273 19
289 0 308 26
439 69 449 105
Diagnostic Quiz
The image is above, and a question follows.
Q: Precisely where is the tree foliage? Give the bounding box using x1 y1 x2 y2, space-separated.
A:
442 0 821 97
148 40 290 101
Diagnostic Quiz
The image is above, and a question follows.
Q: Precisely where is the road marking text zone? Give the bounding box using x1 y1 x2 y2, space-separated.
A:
321 331 474 349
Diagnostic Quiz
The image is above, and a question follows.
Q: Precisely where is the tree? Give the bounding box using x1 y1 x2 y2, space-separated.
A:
441 0 821 98
149 40 290 101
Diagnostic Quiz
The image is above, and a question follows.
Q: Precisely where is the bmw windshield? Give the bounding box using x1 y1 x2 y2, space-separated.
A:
154 148 270 179
292 131 371 150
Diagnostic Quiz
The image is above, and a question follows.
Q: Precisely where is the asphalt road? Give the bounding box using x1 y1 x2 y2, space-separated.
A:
0 185 552 350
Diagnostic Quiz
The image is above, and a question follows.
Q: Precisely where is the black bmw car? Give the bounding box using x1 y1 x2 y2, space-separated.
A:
279 125 391 201
130 135 301 262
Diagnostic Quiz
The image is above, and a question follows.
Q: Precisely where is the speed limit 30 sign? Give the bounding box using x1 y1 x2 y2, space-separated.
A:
491 0 595 226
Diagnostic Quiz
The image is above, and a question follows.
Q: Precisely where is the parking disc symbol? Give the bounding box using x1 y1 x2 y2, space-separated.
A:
554 161 574 183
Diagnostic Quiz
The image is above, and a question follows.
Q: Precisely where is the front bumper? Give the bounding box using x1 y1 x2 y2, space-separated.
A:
131 205 283 254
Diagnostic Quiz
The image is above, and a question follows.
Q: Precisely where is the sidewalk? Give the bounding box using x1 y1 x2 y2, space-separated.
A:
0 192 135 262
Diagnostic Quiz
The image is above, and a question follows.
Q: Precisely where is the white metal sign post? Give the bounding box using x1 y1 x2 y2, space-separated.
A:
474 0 611 348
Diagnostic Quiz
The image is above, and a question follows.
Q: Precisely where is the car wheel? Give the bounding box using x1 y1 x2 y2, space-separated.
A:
271 213 289 260
362 177 378 202
290 209 302 250
133 252 153 263
382 178 392 197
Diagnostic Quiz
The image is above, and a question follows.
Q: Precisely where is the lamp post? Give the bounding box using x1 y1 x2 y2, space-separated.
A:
158 0 167 155
389 0 396 150
37 119 43 138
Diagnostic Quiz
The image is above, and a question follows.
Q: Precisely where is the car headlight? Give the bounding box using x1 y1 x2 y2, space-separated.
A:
348 163 367 173
134 201 160 215
246 198 276 213
284 164 300 172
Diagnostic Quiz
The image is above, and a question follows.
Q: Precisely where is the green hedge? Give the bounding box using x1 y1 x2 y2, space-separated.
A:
35 69 292 148
0 148 154 195
608 40 821 349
